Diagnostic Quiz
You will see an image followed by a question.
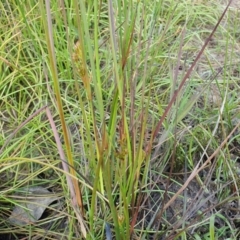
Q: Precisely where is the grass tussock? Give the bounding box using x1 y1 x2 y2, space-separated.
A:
0 0 240 239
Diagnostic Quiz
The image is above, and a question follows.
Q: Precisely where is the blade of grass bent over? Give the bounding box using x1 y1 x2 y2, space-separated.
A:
45 107 87 237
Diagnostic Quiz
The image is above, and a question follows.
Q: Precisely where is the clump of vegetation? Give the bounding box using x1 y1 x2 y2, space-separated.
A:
0 0 240 239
